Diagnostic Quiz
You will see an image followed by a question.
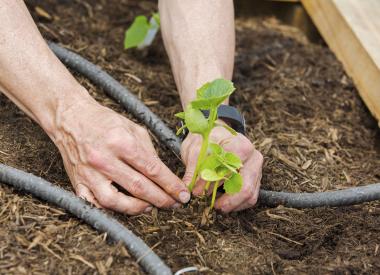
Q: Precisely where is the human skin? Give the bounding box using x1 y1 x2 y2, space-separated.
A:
0 0 190 215
159 0 263 212
0 0 263 215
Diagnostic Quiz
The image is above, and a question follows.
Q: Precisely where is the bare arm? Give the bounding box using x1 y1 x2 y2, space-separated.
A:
159 0 263 213
0 0 91 134
159 0 235 108
0 0 190 214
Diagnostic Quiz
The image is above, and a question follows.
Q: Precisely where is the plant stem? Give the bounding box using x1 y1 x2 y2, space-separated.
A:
187 107 218 192
210 181 219 210
176 124 186 136
188 133 209 191
204 181 211 195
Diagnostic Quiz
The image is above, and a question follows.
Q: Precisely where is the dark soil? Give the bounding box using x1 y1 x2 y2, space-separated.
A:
1 0 380 274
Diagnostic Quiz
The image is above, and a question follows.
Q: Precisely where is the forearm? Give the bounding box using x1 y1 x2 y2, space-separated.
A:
159 0 235 109
0 0 93 136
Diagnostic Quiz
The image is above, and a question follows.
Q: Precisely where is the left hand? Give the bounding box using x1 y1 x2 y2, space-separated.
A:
181 121 263 213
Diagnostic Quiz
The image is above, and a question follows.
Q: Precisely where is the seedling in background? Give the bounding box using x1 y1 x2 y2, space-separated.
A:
175 79 243 209
124 13 160 50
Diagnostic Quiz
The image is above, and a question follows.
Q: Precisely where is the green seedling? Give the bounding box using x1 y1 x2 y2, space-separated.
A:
124 13 160 50
175 78 243 209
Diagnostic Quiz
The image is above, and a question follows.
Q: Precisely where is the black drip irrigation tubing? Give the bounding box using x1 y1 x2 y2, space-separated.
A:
0 42 379 275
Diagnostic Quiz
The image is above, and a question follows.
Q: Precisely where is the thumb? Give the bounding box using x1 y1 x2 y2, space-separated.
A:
182 148 199 187
183 149 209 196
181 134 202 191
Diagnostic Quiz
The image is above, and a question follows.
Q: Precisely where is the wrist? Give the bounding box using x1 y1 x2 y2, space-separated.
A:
0 41 96 138
40 85 96 139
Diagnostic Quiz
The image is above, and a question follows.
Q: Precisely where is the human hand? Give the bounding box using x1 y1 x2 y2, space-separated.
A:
51 97 190 215
181 121 263 213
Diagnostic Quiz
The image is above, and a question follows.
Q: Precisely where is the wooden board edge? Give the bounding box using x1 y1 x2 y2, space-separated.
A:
301 0 380 126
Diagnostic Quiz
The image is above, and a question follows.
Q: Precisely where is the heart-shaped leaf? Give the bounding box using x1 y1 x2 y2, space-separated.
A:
208 143 223 155
223 173 243 194
197 78 235 100
200 169 225 182
184 106 208 134
216 166 230 178
200 155 221 171
191 79 235 109
175 112 185 120
224 152 243 169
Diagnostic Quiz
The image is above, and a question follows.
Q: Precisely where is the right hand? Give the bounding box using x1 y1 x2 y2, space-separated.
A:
51 96 190 215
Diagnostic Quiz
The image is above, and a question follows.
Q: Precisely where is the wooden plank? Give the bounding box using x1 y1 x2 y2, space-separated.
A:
302 0 380 125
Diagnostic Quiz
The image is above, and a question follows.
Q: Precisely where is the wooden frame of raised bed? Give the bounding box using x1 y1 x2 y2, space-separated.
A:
302 0 380 126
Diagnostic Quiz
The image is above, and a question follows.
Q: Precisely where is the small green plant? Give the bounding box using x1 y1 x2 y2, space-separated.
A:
175 78 243 209
124 13 160 50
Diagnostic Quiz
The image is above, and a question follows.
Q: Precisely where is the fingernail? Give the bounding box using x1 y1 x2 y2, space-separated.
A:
144 206 153 213
179 191 190 203
173 203 181 208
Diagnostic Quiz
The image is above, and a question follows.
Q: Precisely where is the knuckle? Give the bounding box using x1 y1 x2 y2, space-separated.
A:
129 177 145 195
240 137 254 152
182 171 193 185
144 158 161 178
106 130 124 148
123 141 139 159
86 148 105 168
228 137 254 159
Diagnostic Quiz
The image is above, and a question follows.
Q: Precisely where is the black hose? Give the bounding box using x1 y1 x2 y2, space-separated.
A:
48 42 380 209
0 164 172 275
260 184 380 208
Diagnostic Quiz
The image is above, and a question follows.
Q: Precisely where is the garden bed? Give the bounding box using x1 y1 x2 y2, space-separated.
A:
0 0 379 274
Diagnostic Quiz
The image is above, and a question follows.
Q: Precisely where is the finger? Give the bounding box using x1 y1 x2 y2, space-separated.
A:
76 183 101 208
184 131 204 195
233 173 262 212
180 134 200 163
93 157 180 208
90 173 152 215
192 178 207 196
193 179 223 197
181 140 201 190
214 150 263 213
105 126 189 204
120 147 190 204
137 127 157 154
209 127 252 161
219 134 254 162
